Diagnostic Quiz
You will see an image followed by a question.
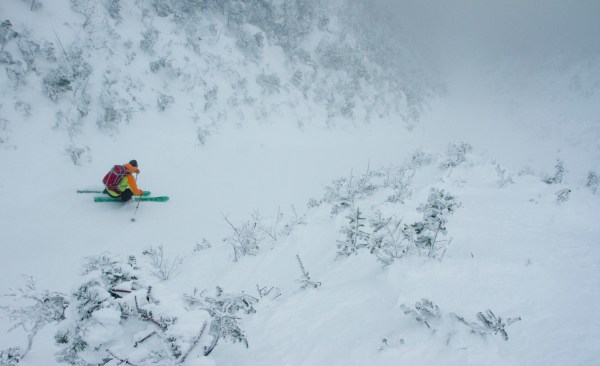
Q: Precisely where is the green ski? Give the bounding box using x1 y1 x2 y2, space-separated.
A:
78 190 151 196
94 196 169 202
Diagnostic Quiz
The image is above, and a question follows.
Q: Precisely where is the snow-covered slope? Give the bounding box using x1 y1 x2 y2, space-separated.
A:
1 1 599 365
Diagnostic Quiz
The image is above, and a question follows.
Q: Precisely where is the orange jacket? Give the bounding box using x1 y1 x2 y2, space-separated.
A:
123 163 143 196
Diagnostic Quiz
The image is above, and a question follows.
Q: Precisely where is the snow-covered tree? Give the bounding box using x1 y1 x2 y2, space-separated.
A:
0 276 68 359
184 286 258 356
586 171 598 194
543 159 567 184
295 254 321 289
402 188 460 260
337 207 370 257
369 211 407 265
453 309 521 341
439 142 473 169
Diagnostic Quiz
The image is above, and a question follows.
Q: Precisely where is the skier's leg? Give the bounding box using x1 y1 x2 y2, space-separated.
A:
120 189 134 202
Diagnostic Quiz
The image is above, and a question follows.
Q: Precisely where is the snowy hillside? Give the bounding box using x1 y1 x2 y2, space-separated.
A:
1 1 600 365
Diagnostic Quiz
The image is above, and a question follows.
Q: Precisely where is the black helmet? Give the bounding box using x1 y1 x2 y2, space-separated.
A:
129 159 138 167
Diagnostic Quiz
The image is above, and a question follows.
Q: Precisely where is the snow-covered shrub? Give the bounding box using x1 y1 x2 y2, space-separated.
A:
453 309 521 341
386 164 415 203
439 142 473 169
555 188 571 203
369 211 407 265
0 20 18 50
542 159 567 184
408 149 434 169
157 93 175 111
140 26 159 55
204 86 218 111
70 0 99 30
0 118 9 145
53 253 214 365
400 298 441 329
184 286 258 356
104 0 121 20
402 188 460 260
295 254 321 289
23 0 43 11
401 299 521 342
323 168 381 215
337 208 370 257
223 214 264 261
256 285 281 300
196 125 212 145
13 101 31 117
16 39 40 72
279 205 307 237
1 276 69 358
54 254 144 364
149 57 169 73
194 238 212 252
142 244 182 280
42 46 92 102
236 30 264 60
496 164 515 188
0 347 21 366
256 72 281 94
587 171 598 194
65 144 90 165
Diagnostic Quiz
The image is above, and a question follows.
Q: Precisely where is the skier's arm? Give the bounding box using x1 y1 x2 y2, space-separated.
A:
126 174 143 196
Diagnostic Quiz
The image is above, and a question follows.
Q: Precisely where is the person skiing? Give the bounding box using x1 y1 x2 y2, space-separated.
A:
102 160 144 201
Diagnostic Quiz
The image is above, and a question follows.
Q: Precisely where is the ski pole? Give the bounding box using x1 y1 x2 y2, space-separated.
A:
131 172 141 222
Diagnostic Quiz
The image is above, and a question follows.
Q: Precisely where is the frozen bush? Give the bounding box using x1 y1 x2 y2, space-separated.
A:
402 188 460 260
542 159 567 184
223 214 263 261
142 244 182 280
587 171 598 194
295 254 321 289
401 299 521 342
256 72 281 94
197 126 211 145
24 0 43 11
453 309 521 341
0 20 18 50
104 0 121 20
337 208 370 257
386 165 415 203
0 347 21 366
1 276 69 358
65 144 90 165
439 142 473 169
369 211 407 265
323 168 381 215
400 298 441 329
555 188 571 203
204 86 218 111
157 93 175 111
42 46 92 102
184 286 258 356
70 0 98 29
149 57 169 72
236 30 264 60
140 26 159 55
53 252 216 365
496 164 515 188
14 101 31 117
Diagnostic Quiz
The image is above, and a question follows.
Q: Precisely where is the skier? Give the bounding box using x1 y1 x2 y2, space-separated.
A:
102 160 144 202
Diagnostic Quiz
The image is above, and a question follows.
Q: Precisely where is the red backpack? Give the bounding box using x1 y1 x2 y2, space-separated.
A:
102 165 129 193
